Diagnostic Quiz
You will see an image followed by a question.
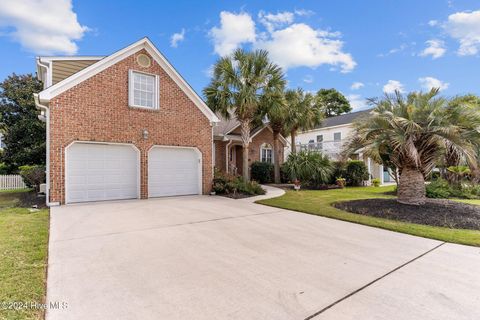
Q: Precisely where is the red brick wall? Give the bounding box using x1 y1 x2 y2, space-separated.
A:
49 49 213 204
214 141 227 172
214 127 285 176
249 127 284 166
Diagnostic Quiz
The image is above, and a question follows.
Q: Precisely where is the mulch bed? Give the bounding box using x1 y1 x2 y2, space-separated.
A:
18 191 47 208
217 192 255 199
334 198 480 230
268 183 342 191
0 190 47 209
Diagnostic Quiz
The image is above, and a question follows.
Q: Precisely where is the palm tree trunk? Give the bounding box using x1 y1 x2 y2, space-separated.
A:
240 121 251 182
444 143 460 184
290 128 297 155
397 167 426 205
273 130 281 183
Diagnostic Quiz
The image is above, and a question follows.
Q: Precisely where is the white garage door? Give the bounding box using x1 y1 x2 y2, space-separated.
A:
148 147 201 197
66 143 139 203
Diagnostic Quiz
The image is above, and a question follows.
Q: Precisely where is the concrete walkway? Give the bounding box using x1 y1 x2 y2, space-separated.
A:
46 192 480 320
239 184 286 202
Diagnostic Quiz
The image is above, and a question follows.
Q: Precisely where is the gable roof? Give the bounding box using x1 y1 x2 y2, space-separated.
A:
38 37 219 123
214 114 287 145
316 109 372 129
213 115 240 136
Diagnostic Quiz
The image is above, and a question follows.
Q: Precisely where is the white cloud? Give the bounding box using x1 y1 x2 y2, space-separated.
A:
303 75 314 83
383 80 405 94
418 76 449 91
203 65 214 78
350 82 364 90
0 0 88 55
209 11 256 56
378 43 408 57
255 23 356 72
419 39 446 59
208 10 355 73
170 28 185 48
294 9 315 17
444 10 480 56
258 11 294 32
428 20 439 26
346 94 366 111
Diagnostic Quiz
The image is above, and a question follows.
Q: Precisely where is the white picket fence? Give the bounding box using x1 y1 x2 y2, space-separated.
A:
0 175 27 190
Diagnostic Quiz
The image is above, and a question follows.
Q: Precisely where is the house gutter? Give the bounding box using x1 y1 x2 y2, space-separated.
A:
34 93 57 207
36 58 52 88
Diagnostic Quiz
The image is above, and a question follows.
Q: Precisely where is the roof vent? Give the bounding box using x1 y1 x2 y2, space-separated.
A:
137 54 151 68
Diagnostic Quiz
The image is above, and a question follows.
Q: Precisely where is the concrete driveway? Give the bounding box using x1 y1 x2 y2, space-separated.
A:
47 192 480 320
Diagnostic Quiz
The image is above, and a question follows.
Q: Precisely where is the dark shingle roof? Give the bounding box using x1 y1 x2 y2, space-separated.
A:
316 109 372 129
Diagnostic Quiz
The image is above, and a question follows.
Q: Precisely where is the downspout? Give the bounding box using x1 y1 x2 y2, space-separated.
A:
36 58 52 88
225 140 233 173
34 93 55 206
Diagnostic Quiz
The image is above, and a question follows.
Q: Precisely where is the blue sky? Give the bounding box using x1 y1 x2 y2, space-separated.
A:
0 0 479 110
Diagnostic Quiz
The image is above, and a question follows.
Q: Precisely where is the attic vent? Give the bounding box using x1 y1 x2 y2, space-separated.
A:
137 54 151 68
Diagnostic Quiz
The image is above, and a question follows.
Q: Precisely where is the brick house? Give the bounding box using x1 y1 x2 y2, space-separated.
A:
34 38 219 205
213 116 287 176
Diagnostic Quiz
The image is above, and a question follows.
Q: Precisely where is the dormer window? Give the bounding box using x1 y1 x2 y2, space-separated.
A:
129 70 159 109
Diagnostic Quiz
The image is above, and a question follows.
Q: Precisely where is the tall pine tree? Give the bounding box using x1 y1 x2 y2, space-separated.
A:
0 74 45 172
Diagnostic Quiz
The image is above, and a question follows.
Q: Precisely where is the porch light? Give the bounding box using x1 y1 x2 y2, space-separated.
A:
142 129 149 140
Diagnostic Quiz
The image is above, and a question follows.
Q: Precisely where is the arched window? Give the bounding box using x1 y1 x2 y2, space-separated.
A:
260 143 273 163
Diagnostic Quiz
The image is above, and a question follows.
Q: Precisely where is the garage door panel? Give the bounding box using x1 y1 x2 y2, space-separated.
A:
66 143 138 203
148 147 200 198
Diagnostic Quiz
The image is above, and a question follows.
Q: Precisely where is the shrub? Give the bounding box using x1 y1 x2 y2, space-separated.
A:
280 164 289 183
283 151 333 188
372 178 381 187
426 179 452 198
345 160 369 186
251 161 273 184
426 178 480 199
428 170 441 181
19 165 45 191
212 169 265 196
330 161 346 184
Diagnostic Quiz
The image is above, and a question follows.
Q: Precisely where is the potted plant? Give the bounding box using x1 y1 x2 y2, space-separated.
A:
293 179 301 191
336 177 346 188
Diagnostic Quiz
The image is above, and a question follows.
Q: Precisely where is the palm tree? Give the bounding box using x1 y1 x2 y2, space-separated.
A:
284 89 323 154
348 89 480 205
443 95 480 183
259 96 288 183
204 49 285 181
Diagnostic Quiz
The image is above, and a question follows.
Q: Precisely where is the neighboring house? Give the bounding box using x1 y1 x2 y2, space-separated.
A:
213 116 287 176
293 110 393 184
34 37 219 205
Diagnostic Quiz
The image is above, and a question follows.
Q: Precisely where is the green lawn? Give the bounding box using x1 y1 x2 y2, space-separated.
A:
454 198 480 206
0 190 49 320
257 186 480 247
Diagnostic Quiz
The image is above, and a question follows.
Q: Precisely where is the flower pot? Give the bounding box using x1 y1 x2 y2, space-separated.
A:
293 179 301 191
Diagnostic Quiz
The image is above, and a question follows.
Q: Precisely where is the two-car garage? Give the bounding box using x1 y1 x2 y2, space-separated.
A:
65 142 201 204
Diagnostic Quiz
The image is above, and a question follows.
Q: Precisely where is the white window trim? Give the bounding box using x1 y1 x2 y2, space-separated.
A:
128 69 159 110
260 143 273 163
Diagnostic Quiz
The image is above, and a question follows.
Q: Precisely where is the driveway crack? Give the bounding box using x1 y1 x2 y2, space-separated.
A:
304 242 446 320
